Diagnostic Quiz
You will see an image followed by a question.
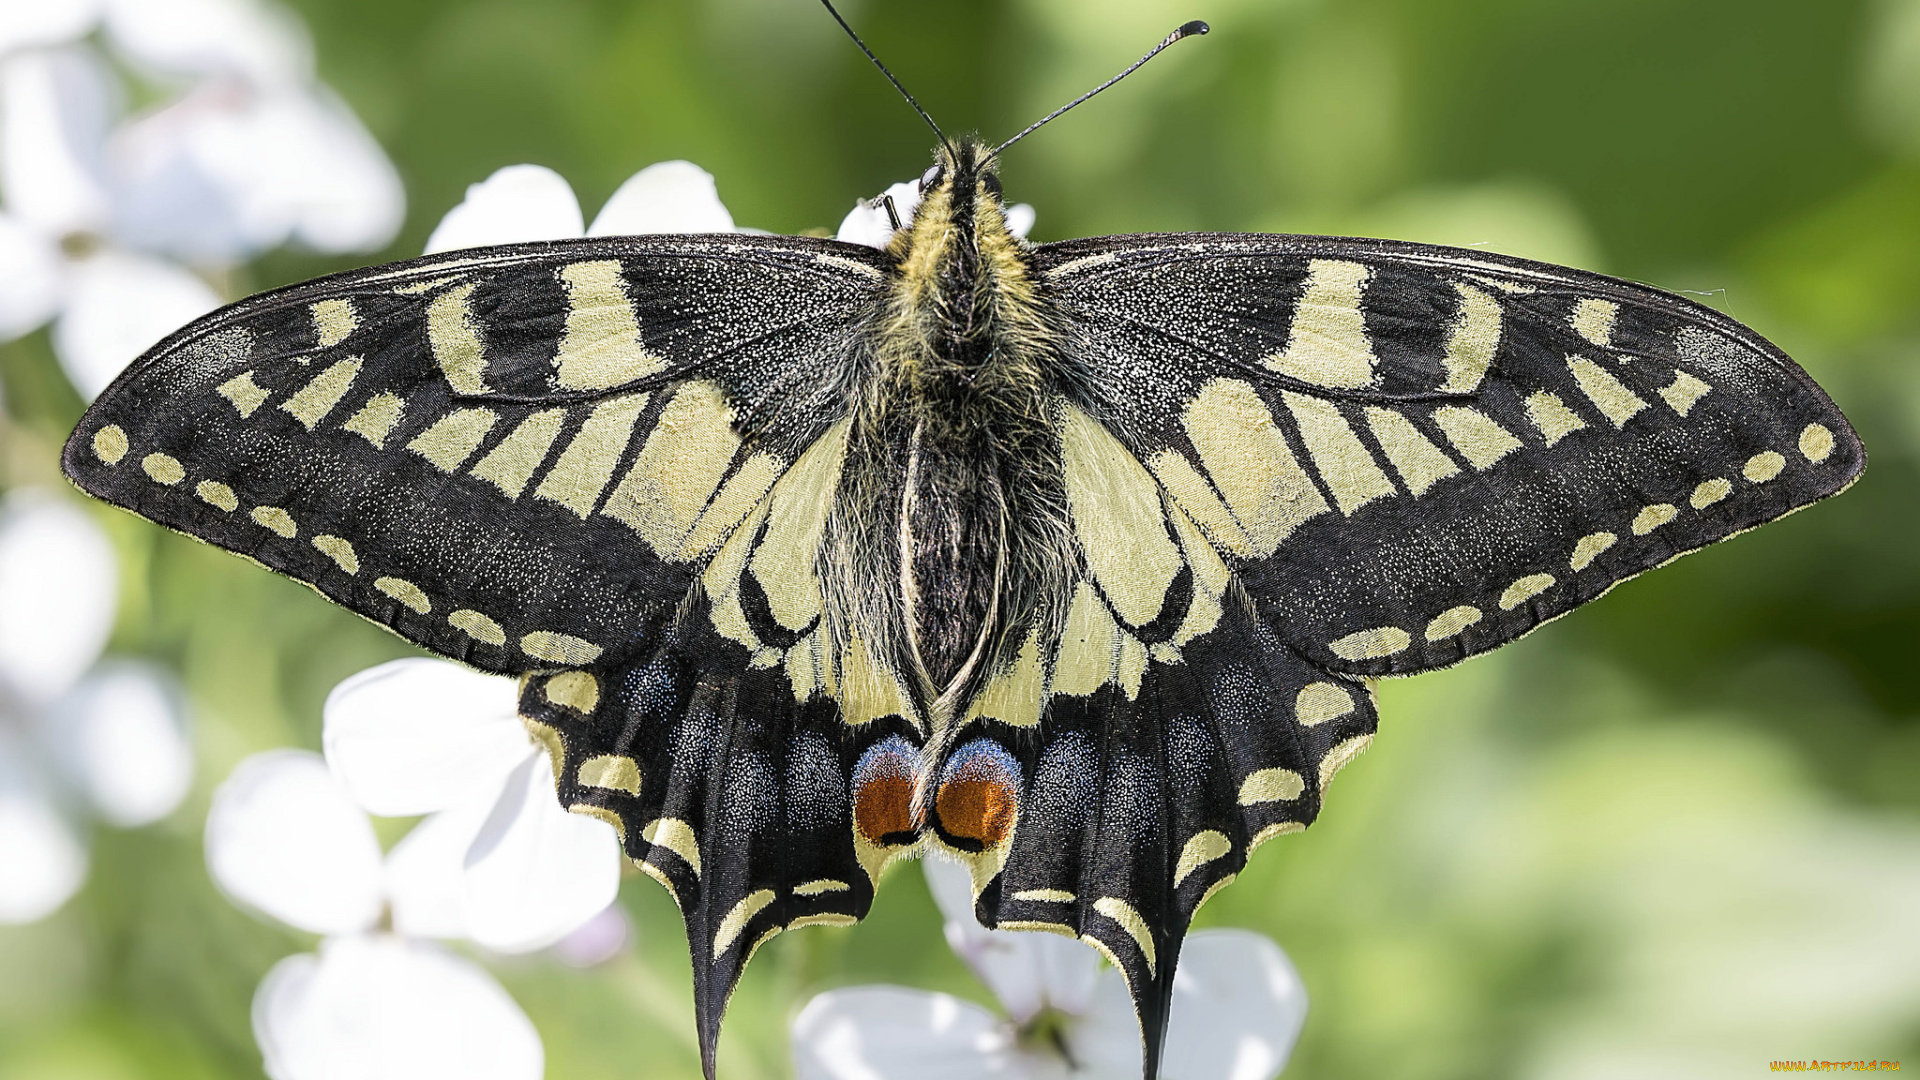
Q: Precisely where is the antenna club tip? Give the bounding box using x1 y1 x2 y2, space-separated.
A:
1177 19 1210 37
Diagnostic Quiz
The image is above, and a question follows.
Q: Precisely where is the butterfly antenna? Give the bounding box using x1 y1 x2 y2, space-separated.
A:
989 20 1209 160
818 0 951 155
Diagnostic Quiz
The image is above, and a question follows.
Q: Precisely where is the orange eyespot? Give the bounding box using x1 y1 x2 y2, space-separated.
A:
933 739 1021 849
852 736 920 846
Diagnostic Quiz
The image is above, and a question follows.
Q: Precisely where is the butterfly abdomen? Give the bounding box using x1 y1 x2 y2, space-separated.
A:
831 139 1078 721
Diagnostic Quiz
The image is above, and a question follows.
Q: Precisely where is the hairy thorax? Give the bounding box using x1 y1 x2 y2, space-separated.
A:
831 151 1074 720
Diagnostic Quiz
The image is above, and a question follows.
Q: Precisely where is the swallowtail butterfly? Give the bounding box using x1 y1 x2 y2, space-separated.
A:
62 11 1861 1078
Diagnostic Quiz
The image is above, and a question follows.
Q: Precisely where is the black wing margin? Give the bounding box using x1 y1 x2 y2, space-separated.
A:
63 234 887 674
1037 232 1863 678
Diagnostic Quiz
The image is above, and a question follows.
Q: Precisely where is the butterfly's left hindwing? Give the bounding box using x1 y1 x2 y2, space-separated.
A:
516 603 922 1073
64 235 887 674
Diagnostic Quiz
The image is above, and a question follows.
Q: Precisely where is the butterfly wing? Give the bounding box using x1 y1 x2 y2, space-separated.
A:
940 232 1860 1065
61 234 915 1071
1039 233 1862 674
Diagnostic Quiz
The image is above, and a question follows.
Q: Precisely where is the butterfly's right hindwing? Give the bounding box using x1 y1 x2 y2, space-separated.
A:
63 235 887 675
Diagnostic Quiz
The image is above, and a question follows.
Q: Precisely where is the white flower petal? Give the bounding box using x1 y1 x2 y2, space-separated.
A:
206 749 383 935
1004 203 1036 240
101 0 311 87
254 935 543 1080
1068 930 1308 1080
0 740 88 924
46 661 191 826
424 164 582 254
0 0 102 55
924 857 1100 1023
52 249 219 399
0 210 64 339
792 986 1033 1080
550 900 630 968
322 658 530 818
383 798 489 941
460 750 619 953
835 180 921 249
112 84 403 262
587 160 734 236
0 490 117 704
0 47 117 236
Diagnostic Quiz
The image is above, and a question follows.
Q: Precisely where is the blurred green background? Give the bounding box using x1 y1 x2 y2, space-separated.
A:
3 0 1919 1077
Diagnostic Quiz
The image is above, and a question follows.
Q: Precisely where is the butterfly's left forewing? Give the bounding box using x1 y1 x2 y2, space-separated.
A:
65 235 885 673
63 234 919 1065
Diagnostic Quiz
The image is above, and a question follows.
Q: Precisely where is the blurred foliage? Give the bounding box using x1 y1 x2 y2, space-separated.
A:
3 0 1918 1078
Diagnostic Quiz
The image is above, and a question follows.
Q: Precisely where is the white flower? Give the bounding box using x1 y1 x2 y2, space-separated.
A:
0 0 403 398
0 489 191 923
425 159 735 254
791 858 1307 1080
424 158 1031 258
206 749 546 1080
321 658 622 953
835 177 1036 249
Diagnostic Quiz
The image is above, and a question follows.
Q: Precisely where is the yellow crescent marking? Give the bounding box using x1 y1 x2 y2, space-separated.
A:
250 506 296 538
195 480 238 512
1631 504 1677 535
1172 830 1231 889
1569 531 1616 571
1092 896 1157 975
576 755 640 795
543 671 600 713
1238 768 1305 805
1425 605 1481 641
448 610 505 646
1690 478 1732 509
374 576 430 614
520 631 602 665
312 535 359 574
712 889 776 956
1499 573 1556 610
1329 626 1410 661
641 818 701 877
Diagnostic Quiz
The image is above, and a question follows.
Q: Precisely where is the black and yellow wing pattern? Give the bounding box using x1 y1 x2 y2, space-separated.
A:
63 224 1861 1077
61 234 920 1070
920 233 1861 1061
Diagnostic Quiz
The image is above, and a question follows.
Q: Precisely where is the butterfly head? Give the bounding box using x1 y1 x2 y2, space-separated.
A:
891 135 1016 263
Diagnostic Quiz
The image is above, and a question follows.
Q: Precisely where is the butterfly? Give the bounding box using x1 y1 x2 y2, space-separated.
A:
62 12 1861 1080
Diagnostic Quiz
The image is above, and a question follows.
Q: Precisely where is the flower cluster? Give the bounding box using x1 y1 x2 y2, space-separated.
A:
792 857 1308 1079
0 0 402 397
207 659 627 1080
0 490 189 923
